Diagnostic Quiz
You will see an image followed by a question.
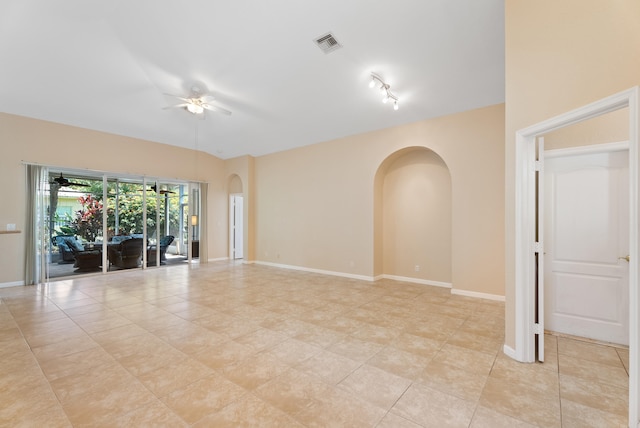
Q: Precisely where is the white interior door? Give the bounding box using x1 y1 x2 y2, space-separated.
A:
544 148 629 345
231 195 244 259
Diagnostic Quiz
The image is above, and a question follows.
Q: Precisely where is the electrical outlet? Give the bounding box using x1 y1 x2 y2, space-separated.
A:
414 265 420 272
6 223 16 231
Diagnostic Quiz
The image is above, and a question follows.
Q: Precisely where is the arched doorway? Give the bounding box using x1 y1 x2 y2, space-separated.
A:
373 147 452 285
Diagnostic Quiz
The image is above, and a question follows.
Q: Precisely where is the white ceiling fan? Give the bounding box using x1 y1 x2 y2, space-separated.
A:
164 86 232 116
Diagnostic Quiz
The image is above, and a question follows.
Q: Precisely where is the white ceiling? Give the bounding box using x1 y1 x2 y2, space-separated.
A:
0 0 504 159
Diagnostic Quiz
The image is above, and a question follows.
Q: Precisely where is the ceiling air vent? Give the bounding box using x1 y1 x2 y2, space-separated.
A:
314 32 342 54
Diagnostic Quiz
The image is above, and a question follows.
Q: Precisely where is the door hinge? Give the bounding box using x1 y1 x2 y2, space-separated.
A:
534 242 542 254
535 160 542 171
534 323 543 335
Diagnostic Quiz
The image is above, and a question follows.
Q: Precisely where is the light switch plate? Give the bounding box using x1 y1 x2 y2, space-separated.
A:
6 223 16 231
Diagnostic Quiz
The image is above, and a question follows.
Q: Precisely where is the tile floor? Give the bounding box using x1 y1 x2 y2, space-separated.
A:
0 262 629 427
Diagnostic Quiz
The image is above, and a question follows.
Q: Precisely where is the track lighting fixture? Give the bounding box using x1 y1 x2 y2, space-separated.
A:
368 73 399 110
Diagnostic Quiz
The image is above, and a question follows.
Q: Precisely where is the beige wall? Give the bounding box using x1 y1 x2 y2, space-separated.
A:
1 102 504 298
505 0 640 347
543 108 628 151
0 112 227 285
254 103 505 296
380 148 452 283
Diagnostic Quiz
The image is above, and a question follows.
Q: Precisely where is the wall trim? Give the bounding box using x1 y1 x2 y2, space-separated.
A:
0 280 25 289
544 140 629 159
379 274 452 288
451 288 505 302
253 261 374 282
503 344 517 360
208 257 229 262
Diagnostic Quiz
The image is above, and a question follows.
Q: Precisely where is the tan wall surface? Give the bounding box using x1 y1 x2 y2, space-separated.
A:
0 113 227 284
2 103 504 298
255 103 505 295
505 0 640 347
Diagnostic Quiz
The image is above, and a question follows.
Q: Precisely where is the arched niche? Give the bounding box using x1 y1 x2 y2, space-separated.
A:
229 174 243 194
374 147 452 285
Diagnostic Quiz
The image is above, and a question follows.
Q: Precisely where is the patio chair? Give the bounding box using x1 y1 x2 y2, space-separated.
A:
107 238 144 269
147 235 175 266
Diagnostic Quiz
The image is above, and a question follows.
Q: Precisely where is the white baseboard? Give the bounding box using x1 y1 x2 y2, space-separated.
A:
503 344 517 360
0 280 25 289
451 288 505 302
208 257 229 262
380 274 452 288
253 261 374 282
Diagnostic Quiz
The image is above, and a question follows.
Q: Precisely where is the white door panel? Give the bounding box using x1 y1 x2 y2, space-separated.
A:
545 149 629 345
231 195 244 259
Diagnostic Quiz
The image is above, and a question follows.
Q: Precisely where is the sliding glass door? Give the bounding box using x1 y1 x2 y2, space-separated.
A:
40 167 198 281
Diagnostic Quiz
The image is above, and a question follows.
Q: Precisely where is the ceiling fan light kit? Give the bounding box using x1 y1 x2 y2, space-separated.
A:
186 103 204 114
369 73 399 111
164 89 232 117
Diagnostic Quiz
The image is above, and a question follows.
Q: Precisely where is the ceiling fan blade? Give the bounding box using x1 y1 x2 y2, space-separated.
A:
163 93 191 103
202 103 232 116
200 95 216 103
163 103 189 110
67 182 91 187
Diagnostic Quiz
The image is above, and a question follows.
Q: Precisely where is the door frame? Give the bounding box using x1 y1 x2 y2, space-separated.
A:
513 87 639 426
229 193 244 260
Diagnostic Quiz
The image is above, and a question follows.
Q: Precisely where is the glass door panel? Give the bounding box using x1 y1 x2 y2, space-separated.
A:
155 182 188 266
106 179 145 272
48 172 104 278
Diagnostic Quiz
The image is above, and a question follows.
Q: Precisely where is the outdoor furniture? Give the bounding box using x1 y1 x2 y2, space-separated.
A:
107 238 144 269
72 247 102 271
147 235 174 266
52 235 83 263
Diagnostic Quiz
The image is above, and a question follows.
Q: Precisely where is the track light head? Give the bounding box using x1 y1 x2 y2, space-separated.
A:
369 72 399 111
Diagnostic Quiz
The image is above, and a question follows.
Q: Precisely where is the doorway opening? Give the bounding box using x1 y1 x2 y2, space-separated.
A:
228 174 244 261
513 87 639 426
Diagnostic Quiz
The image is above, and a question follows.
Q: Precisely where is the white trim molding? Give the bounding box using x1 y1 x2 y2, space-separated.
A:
380 274 452 288
253 261 374 282
0 280 25 289
544 140 629 159
503 344 517 360
451 288 505 302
